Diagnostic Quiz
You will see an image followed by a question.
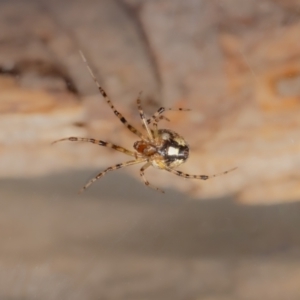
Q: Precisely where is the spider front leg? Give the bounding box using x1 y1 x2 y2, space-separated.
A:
136 93 154 140
79 51 147 140
147 107 191 131
166 167 237 180
140 162 165 193
52 137 136 157
79 159 146 193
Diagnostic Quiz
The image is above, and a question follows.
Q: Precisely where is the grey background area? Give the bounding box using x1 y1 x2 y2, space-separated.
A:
1 172 300 299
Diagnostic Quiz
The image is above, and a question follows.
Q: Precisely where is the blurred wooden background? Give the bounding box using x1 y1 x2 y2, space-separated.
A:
1 1 300 300
1 0 300 203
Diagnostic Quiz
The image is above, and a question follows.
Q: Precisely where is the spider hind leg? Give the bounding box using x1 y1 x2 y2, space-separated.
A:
166 167 237 180
79 159 146 193
140 162 165 193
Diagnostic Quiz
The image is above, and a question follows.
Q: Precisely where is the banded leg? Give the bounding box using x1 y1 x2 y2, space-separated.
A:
52 137 135 157
79 159 146 193
79 51 145 140
166 167 237 180
143 115 170 127
147 107 191 131
140 162 164 193
149 107 190 138
136 93 153 140
142 114 170 138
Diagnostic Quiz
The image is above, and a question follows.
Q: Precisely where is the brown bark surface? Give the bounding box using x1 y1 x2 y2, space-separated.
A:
1 0 300 204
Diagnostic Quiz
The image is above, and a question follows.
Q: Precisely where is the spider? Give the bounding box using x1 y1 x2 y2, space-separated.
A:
53 52 236 193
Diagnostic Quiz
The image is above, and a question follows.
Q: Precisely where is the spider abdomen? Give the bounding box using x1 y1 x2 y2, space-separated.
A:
156 129 189 168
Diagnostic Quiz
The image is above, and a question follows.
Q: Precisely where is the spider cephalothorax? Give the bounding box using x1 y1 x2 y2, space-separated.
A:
53 51 236 193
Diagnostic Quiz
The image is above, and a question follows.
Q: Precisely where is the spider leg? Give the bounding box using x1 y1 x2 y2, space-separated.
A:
147 107 191 124
166 167 237 180
140 162 165 193
136 92 153 140
79 51 146 140
52 137 136 157
79 159 146 193
147 107 191 131
143 115 170 127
